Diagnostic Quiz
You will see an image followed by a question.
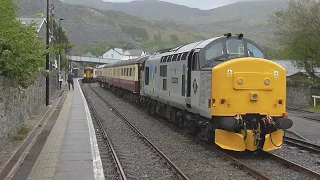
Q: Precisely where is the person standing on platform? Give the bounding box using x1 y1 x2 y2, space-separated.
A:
59 72 63 90
67 71 74 90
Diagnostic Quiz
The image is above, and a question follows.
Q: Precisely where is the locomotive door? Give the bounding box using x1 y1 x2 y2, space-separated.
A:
186 49 200 108
149 64 154 94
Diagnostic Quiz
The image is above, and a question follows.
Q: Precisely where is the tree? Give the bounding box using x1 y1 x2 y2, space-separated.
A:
0 0 46 87
270 0 320 79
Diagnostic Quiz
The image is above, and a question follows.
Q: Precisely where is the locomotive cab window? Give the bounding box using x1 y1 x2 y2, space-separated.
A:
205 42 223 60
226 39 244 58
247 43 264 58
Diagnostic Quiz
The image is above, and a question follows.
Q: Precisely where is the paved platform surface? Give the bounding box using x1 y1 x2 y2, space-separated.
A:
288 114 320 143
26 80 104 180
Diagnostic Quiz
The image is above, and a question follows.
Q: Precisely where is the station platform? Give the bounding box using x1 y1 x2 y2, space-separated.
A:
26 80 104 180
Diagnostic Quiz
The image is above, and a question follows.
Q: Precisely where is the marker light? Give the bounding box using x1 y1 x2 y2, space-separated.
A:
220 99 226 104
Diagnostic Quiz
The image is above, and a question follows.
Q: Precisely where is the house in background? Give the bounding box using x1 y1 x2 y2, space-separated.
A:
102 48 125 59
84 51 96 58
122 49 148 60
102 48 150 61
17 17 48 44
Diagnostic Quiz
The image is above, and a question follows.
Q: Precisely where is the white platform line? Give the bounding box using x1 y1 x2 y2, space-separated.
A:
78 80 105 180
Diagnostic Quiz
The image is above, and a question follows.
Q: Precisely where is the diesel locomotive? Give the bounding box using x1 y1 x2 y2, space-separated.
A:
96 33 293 152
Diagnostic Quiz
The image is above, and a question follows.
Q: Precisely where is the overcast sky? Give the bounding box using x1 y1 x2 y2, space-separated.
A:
103 0 278 10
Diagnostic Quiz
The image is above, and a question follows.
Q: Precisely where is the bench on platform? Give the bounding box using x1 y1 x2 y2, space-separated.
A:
312 95 320 107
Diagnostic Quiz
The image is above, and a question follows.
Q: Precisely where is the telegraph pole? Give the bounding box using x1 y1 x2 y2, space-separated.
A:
46 0 50 106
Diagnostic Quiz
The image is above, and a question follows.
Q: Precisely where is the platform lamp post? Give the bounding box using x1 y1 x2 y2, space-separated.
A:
58 18 66 83
45 0 50 106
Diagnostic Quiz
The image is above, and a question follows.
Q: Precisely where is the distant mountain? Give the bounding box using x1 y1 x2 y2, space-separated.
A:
15 0 208 54
61 0 288 47
63 0 287 26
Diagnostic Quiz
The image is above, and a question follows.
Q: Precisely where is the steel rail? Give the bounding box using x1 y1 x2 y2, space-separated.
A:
214 150 271 180
88 83 190 180
264 152 320 179
81 84 127 180
284 136 320 154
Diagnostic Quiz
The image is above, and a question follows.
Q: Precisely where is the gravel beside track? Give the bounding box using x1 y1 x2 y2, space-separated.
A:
88 83 257 180
271 143 320 174
83 84 181 179
232 152 316 180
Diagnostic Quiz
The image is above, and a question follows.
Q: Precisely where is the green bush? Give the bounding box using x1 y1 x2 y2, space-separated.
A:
0 0 46 87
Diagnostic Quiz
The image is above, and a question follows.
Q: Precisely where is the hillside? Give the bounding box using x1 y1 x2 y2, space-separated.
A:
15 0 286 55
16 0 211 54
61 0 288 48
63 0 287 26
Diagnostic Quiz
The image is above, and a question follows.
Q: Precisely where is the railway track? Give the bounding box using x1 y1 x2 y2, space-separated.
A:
81 83 126 180
264 152 320 179
284 136 320 154
93 83 320 180
83 83 189 180
287 107 320 122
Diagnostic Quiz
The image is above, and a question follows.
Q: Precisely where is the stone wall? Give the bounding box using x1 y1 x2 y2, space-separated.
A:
0 71 59 150
287 82 320 109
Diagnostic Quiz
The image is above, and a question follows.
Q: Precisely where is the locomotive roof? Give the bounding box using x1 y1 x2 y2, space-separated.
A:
103 56 149 68
150 35 256 59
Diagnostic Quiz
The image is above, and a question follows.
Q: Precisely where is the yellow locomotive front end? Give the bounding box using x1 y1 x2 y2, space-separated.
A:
82 67 94 83
212 58 293 152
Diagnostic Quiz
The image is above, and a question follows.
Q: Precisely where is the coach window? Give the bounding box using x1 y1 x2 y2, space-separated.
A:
145 67 149 85
127 68 129 76
133 67 135 76
172 54 178 61
177 53 182 61
205 42 223 60
121 69 123 76
163 56 167 63
167 55 172 62
247 43 264 58
130 68 132 76
181 52 189 60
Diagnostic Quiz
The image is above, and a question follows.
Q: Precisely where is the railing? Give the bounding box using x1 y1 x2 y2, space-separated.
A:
312 95 320 107
69 56 122 64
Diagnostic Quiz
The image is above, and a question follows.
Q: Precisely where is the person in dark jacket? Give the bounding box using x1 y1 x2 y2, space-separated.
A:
67 71 74 90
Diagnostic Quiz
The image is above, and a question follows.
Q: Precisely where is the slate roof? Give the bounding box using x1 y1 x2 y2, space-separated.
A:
125 49 144 56
17 17 46 33
84 52 95 57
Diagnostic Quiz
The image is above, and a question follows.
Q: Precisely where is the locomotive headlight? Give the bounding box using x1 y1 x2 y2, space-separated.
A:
252 94 258 100
250 92 258 101
264 78 270 85
237 78 244 85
